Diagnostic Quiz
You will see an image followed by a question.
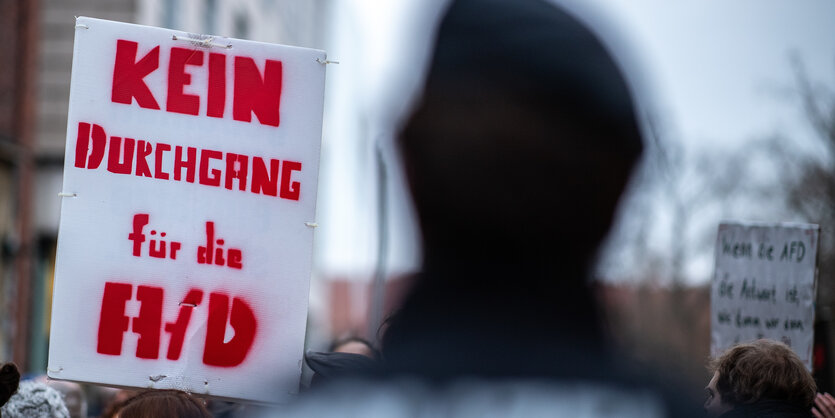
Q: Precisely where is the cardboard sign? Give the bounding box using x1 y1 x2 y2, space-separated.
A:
47 17 326 403
711 222 819 369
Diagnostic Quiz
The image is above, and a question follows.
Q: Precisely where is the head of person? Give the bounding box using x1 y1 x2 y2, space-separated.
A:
0 363 20 408
113 389 211 418
1 380 69 418
45 380 87 418
380 0 647 383
399 0 643 272
329 337 379 359
705 339 816 416
386 0 644 367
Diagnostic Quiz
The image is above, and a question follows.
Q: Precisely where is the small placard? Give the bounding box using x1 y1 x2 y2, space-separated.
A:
711 222 819 369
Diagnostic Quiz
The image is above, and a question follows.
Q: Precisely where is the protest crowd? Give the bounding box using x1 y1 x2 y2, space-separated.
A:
0 0 831 416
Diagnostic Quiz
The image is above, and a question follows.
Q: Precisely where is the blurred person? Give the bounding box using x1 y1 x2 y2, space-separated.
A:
42 380 86 418
380 0 698 413
705 339 816 417
100 389 137 418
205 399 251 418
305 337 381 389
264 0 701 415
17 374 86 417
329 336 379 358
381 0 642 379
89 387 130 418
110 389 211 418
1 380 69 417
0 363 20 409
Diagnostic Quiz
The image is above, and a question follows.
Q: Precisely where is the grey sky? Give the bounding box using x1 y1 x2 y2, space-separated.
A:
601 0 835 149
595 0 835 284
317 0 835 284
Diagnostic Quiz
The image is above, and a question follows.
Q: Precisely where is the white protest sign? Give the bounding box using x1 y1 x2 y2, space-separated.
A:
711 222 819 369
47 17 326 403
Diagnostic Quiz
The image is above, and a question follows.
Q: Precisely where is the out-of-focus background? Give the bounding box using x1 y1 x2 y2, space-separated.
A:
1 0 834 406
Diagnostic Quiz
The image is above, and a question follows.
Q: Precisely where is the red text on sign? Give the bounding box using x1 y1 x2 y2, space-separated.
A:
197 221 243 269
97 282 257 367
112 40 283 126
74 122 302 201
129 214 182 259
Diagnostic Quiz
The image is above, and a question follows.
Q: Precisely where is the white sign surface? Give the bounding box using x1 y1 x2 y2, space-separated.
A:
47 17 326 403
711 222 819 369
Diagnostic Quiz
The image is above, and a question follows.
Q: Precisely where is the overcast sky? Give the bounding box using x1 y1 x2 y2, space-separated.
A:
318 0 835 283
590 0 835 283
599 0 835 150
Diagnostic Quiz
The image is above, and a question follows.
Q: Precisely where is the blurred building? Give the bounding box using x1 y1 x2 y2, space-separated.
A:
2 0 329 372
0 0 38 371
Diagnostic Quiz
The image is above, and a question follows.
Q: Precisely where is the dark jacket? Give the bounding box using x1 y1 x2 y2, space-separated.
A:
720 399 813 418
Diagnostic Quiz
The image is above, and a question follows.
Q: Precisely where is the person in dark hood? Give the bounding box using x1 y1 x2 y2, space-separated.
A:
382 0 642 382
375 0 699 415
706 339 816 418
271 0 700 414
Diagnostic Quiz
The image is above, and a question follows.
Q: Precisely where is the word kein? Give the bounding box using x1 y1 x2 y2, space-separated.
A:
112 40 283 126
75 122 302 201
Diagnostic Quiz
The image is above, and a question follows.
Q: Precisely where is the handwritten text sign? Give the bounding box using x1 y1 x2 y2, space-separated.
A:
47 18 326 403
711 222 819 369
